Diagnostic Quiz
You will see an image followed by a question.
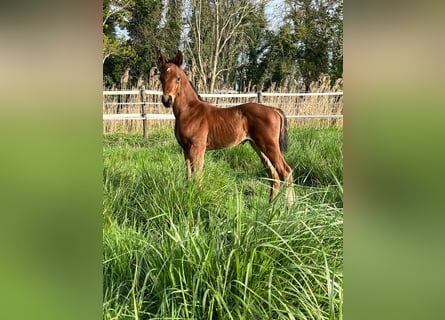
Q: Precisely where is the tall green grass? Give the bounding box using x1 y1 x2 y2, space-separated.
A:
103 127 343 319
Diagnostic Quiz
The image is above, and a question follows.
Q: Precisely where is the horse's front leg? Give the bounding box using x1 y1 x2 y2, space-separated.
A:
184 144 205 181
184 156 192 180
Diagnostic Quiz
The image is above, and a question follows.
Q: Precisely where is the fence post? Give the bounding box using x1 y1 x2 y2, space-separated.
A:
140 86 148 137
257 91 262 104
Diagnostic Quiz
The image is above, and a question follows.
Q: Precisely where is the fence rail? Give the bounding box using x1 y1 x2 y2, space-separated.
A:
102 113 343 121
103 89 343 135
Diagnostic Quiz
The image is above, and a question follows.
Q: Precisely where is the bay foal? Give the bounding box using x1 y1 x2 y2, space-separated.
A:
157 50 295 207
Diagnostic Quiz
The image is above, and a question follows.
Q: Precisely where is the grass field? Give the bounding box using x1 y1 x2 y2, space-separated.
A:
103 126 343 319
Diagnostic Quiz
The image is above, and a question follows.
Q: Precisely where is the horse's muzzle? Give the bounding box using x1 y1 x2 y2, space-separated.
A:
161 95 173 108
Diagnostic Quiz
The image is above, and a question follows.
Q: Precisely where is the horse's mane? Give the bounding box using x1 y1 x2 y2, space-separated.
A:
188 79 203 101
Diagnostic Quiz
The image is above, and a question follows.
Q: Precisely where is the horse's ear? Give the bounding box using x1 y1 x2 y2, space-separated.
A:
173 50 184 67
156 50 166 68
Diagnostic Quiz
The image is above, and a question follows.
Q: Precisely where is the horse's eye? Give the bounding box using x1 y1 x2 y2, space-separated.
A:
176 76 181 83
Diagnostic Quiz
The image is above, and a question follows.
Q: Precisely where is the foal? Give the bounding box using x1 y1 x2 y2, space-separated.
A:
157 50 295 207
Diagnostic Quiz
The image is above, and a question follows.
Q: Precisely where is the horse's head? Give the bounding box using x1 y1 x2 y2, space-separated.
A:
157 50 184 108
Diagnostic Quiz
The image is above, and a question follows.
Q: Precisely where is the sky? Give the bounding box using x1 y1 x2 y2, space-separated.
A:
265 0 286 30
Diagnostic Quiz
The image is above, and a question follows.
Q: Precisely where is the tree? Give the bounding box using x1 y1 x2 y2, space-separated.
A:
103 0 136 87
126 0 163 83
184 0 269 93
102 0 134 65
259 23 300 90
126 0 183 86
328 0 343 84
102 0 342 90
103 34 136 65
237 0 269 91
102 0 184 88
286 0 343 90
103 0 132 30
240 0 342 92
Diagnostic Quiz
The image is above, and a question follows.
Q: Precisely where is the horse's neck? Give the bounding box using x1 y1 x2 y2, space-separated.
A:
183 79 201 102
173 80 202 116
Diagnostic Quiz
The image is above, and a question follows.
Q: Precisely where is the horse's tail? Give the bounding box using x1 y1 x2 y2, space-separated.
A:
277 108 288 152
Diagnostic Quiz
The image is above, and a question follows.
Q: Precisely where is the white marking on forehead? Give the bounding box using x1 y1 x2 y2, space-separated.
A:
166 67 170 72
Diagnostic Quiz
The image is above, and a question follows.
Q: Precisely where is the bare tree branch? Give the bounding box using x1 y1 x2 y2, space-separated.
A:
185 0 269 92
103 0 133 27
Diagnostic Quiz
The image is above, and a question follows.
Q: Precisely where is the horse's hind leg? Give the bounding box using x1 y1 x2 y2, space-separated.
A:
251 141 295 207
250 142 281 203
266 150 295 208
283 168 295 208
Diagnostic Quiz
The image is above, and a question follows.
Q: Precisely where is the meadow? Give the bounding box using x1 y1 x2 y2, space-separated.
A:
103 126 343 319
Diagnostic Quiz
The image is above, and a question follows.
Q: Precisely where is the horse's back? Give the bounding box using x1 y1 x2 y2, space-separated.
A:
237 103 283 128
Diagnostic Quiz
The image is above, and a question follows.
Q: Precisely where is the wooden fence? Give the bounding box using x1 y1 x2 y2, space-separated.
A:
103 89 343 135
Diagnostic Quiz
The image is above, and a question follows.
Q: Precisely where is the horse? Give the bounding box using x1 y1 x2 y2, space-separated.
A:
156 50 295 207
